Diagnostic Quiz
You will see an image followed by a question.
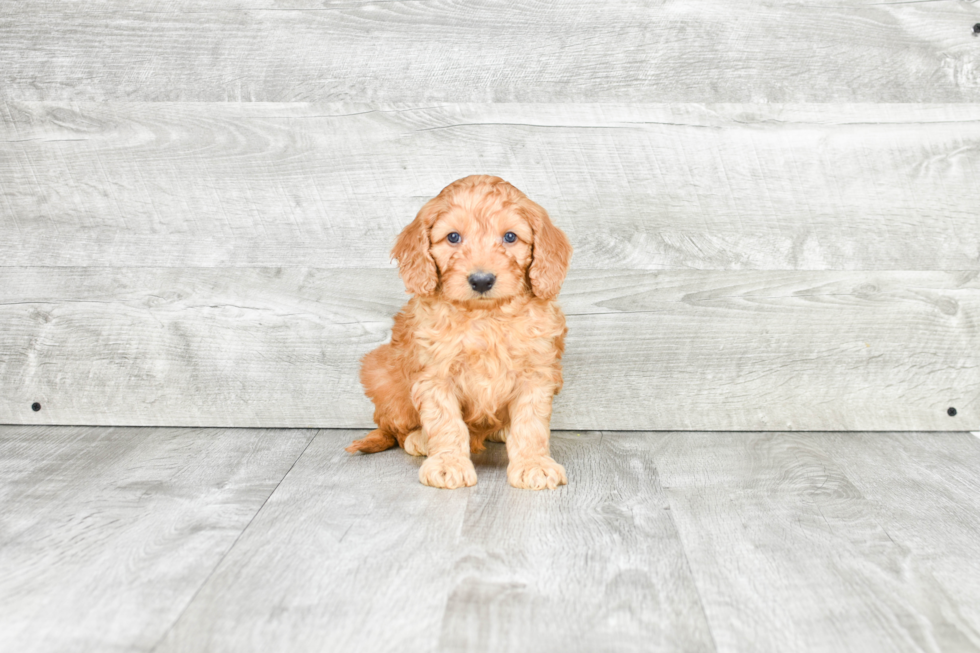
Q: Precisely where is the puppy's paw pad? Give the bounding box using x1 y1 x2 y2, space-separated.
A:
403 429 427 456
508 457 567 490
419 454 477 489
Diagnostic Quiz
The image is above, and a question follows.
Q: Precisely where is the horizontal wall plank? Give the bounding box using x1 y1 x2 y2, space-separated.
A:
1 1 978 103
1 267 975 430
2 102 979 270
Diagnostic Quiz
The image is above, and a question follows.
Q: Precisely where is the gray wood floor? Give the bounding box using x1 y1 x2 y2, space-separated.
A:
3 426 980 652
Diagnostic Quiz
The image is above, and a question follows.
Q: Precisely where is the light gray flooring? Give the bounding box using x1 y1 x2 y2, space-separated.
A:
2 427 980 652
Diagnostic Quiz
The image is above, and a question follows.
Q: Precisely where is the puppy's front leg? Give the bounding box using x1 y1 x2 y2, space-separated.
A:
414 380 477 489
506 384 567 490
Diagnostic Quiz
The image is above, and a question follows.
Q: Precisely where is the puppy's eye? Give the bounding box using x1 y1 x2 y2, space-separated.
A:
503 231 518 243
447 232 461 244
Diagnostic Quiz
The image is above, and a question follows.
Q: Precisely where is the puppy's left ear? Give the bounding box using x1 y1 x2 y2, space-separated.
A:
523 199 572 300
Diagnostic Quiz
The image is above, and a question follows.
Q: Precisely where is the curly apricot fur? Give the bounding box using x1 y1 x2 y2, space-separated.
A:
346 176 572 490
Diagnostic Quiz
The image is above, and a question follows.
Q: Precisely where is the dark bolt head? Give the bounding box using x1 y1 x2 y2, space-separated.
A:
974 23 980 34
948 407 958 417
31 402 41 412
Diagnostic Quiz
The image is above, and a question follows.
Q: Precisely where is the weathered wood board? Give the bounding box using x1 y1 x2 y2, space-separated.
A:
651 431 980 651
813 432 980 635
2 267 975 430
1 1 978 103
153 430 714 653
2 5 978 432
0 425 315 653
152 428 474 653
2 102 979 270
435 432 715 653
7 427 980 652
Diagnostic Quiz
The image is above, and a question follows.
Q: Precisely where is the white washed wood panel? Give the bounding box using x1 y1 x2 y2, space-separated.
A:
0 425 314 653
154 430 714 653
154 428 474 653
437 431 714 652
1 1 978 103
1 268 975 430
652 432 980 651
814 432 980 634
2 102 979 270
6 427 980 651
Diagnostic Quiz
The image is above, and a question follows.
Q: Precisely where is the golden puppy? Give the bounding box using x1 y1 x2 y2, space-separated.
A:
346 175 572 490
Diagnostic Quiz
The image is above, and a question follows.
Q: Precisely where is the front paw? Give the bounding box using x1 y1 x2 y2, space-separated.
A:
508 456 567 490
419 453 477 489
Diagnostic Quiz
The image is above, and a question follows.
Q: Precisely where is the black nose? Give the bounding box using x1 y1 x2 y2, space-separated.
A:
468 272 496 294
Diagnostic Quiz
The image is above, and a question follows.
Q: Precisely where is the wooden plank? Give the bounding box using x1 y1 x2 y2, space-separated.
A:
437 431 715 653
1 1 978 103
152 428 473 653
1 267 975 430
154 431 714 653
813 432 980 636
0 267 392 428
3 102 979 270
652 432 980 652
5 429 980 652
0 425 314 653
563 269 979 431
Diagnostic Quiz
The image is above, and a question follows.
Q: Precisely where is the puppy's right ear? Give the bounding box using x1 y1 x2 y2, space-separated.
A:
391 197 440 296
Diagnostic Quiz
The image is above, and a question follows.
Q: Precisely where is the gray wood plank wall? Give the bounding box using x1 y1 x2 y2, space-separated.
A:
1 2 978 430
2 1 979 103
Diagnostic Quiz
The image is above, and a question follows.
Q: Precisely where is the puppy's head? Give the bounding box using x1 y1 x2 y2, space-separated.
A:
391 175 572 302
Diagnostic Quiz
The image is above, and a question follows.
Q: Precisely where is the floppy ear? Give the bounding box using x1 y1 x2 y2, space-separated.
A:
391 197 440 296
523 199 572 300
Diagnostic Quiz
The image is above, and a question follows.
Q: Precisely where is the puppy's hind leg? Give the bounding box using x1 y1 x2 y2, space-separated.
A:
402 429 428 456
486 427 509 443
346 429 397 454
351 343 420 455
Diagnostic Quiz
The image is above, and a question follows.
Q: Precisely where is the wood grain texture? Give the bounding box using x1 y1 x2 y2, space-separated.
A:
437 431 714 653
1 1 978 103
3 102 979 270
154 430 714 653
152 428 474 653
0 424 314 653
7 427 980 653
1 267 975 430
651 431 980 652
813 432 980 637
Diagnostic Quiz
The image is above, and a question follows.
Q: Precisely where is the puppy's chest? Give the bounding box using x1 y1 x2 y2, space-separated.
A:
421 313 545 369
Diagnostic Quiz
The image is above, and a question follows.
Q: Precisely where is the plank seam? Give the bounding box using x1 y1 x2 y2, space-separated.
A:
146 428 321 653
644 431 721 653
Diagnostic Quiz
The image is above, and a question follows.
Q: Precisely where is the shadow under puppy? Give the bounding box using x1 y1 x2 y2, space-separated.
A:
346 175 572 490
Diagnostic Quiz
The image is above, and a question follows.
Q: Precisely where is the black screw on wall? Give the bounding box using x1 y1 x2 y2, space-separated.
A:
31 402 41 412
974 23 980 35
948 407 957 417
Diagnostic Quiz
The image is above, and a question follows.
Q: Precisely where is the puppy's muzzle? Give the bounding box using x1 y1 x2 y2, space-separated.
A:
468 272 496 294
